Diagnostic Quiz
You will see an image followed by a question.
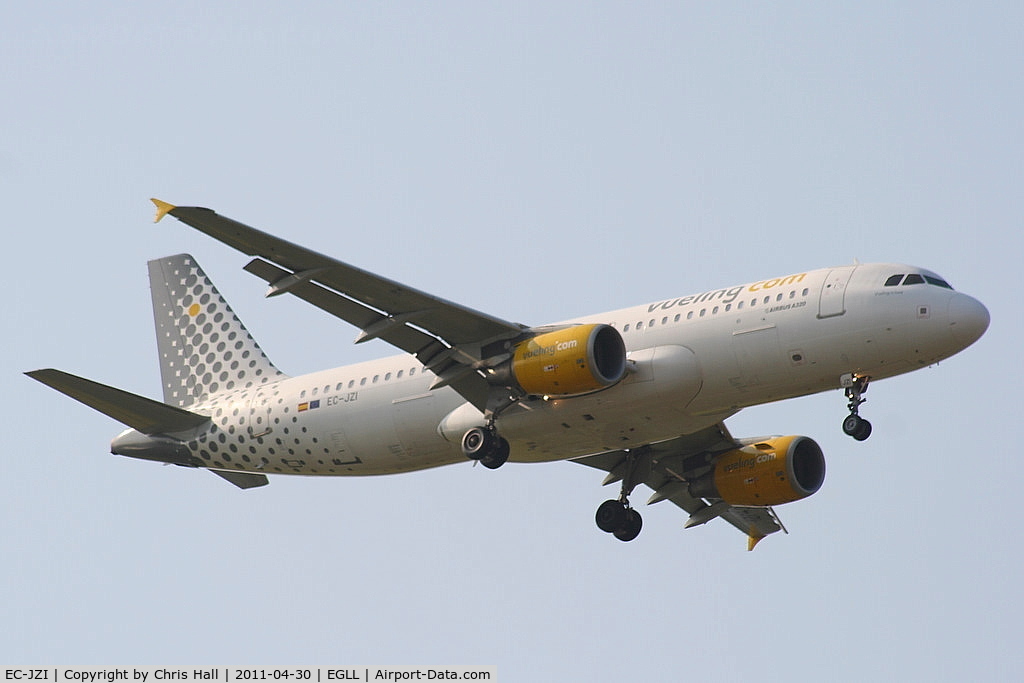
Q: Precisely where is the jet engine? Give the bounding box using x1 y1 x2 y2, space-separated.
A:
689 435 825 506
499 323 627 397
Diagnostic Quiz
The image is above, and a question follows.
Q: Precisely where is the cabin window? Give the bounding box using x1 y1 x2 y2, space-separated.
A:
623 324 631 332
385 372 392 381
687 311 694 320
674 314 681 322
661 316 668 325
348 380 355 389
410 368 416 376
372 375 379 384
397 370 404 379
360 377 367 386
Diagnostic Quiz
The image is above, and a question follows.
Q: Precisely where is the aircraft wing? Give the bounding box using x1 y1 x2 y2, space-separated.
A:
574 423 785 550
152 200 528 411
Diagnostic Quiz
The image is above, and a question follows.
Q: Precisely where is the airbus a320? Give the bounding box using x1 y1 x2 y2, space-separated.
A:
27 199 990 549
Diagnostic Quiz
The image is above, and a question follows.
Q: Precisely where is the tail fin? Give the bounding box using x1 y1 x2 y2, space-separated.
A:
148 254 287 407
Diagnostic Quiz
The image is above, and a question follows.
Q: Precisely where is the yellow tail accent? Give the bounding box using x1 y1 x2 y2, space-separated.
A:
150 198 177 223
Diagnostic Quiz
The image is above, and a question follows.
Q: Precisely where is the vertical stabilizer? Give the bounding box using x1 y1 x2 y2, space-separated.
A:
149 254 287 407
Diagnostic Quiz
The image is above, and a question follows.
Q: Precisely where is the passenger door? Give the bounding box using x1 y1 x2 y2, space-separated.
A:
818 266 857 318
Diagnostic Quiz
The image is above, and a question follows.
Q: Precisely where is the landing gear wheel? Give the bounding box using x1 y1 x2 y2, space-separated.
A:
479 436 510 469
613 508 643 542
853 418 872 441
595 500 643 541
842 414 872 441
461 427 491 460
842 414 862 436
595 499 627 533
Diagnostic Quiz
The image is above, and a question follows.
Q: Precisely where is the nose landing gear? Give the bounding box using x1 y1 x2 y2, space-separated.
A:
841 374 872 441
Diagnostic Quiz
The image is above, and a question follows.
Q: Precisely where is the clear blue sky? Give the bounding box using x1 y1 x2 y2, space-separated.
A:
4 3 1020 679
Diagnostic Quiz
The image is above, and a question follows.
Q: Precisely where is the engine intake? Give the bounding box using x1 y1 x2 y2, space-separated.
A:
507 323 626 397
690 435 825 507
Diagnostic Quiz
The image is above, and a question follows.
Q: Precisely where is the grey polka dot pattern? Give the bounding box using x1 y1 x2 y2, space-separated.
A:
148 254 288 408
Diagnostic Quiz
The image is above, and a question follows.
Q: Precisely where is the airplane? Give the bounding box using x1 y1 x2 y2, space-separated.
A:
26 199 990 549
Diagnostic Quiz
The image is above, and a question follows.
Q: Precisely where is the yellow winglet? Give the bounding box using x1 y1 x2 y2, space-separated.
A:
150 198 177 223
747 532 765 551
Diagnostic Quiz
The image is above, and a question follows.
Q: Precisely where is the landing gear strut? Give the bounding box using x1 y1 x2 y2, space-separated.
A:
841 374 872 441
461 426 510 469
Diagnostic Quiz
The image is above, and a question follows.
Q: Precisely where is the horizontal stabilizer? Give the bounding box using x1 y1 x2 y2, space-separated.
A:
211 470 269 489
25 369 210 435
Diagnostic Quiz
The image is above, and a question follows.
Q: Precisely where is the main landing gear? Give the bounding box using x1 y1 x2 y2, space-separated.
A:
461 426 510 469
461 393 521 470
594 452 644 542
841 374 872 441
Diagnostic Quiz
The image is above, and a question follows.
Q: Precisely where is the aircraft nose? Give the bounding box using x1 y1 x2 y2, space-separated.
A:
948 293 990 349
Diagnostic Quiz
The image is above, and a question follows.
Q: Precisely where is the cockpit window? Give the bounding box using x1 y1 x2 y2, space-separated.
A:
885 272 954 290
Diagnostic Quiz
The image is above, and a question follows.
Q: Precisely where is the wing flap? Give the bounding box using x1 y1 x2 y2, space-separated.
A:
719 506 783 544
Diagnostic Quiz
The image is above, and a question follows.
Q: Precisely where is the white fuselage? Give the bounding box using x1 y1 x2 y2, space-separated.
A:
145 262 988 477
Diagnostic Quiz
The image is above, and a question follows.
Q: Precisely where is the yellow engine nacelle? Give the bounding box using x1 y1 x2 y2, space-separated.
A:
508 324 626 397
690 435 825 507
